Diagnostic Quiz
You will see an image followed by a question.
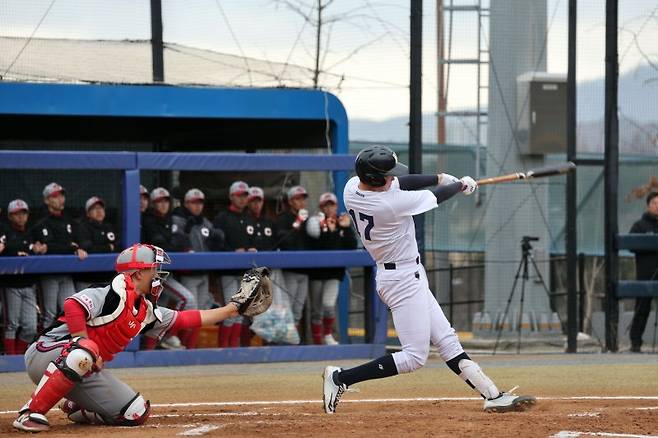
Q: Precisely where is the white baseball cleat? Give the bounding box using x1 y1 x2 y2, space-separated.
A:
324 334 339 345
13 411 51 432
160 335 185 350
483 387 536 413
322 366 346 414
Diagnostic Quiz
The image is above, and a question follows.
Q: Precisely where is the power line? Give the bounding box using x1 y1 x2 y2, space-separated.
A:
2 0 57 78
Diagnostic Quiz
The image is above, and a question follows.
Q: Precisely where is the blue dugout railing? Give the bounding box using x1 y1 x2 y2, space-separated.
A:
0 150 387 355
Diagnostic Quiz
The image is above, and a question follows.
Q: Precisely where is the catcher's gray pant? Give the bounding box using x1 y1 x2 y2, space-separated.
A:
161 277 197 311
3 286 38 341
309 279 340 324
179 274 213 310
24 337 137 421
221 276 243 326
40 275 75 328
282 271 309 323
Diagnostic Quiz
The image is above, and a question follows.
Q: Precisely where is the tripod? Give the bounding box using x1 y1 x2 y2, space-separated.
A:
493 236 554 355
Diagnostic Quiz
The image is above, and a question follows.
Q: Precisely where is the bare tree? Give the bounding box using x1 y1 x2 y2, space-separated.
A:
272 0 407 89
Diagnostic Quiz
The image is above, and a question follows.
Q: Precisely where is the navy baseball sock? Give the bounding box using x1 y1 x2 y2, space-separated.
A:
333 354 398 387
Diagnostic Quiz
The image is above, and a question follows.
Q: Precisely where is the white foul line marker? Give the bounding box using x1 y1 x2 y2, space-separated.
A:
2 395 658 416
178 424 221 436
551 432 658 438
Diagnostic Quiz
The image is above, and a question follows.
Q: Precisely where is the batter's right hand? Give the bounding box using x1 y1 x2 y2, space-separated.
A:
460 176 477 195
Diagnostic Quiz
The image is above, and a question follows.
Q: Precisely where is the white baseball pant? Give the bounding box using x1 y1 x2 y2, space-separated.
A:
377 263 464 374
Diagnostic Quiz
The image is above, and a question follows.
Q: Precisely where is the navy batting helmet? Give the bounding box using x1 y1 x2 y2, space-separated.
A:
355 145 408 187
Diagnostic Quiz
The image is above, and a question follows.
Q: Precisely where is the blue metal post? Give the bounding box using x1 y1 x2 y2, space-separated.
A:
123 169 141 246
338 276 350 343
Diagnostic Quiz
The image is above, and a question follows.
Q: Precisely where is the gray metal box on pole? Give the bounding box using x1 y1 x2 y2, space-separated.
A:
517 73 567 155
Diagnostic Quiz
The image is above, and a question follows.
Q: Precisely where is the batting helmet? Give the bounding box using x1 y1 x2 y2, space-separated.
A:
355 145 408 187
115 244 171 300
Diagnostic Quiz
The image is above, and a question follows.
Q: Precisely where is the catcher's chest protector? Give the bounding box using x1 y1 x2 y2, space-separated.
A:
85 275 149 362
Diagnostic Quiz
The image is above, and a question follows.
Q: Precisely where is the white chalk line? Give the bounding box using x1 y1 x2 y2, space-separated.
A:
178 424 221 436
2 395 658 416
552 432 658 438
635 406 658 410
567 412 601 418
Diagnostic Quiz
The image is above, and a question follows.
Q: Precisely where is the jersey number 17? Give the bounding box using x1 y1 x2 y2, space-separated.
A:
348 209 374 241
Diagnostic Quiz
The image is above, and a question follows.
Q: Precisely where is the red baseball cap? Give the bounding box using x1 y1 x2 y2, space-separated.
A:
85 196 105 212
184 188 205 202
8 199 29 214
287 185 308 200
229 181 249 196
150 187 171 202
248 186 264 201
319 192 338 206
43 182 65 199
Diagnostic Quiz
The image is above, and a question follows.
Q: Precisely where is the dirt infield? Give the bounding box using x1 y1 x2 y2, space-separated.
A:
1 353 658 437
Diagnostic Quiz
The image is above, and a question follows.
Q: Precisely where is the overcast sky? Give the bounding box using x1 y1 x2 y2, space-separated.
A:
1 0 656 120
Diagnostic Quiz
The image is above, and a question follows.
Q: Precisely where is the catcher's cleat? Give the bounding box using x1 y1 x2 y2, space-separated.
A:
13 411 51 432
483 387 536 413
323 366 346 414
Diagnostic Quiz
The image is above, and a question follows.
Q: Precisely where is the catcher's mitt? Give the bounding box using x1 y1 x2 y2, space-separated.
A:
229 267 273 317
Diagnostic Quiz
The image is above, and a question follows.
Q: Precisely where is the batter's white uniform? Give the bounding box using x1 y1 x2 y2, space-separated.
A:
344 176 464 373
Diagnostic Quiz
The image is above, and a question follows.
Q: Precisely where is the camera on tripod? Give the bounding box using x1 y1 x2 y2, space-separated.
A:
521 236 539 252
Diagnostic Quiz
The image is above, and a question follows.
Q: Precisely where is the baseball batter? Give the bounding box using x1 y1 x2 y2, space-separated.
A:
12 243 271 432
323 145 536 414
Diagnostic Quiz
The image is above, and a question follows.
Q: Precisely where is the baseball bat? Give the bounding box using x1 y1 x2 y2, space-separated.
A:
477 162 576 186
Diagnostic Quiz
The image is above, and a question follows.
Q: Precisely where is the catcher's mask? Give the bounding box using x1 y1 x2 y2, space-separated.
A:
115 244 171 301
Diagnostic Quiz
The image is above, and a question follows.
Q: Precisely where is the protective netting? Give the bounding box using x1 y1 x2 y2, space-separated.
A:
2 0 657 341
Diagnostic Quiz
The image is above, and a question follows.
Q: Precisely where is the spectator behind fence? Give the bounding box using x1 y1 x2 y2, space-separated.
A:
306 192 357 345
142 187 196 350
213 180 253 347
276 185 311 340
628 191 658 353
244 186 282 346
172 188 225 349
139 184 149 242
1 200 40 355
32 183 86 328
73 196 118 291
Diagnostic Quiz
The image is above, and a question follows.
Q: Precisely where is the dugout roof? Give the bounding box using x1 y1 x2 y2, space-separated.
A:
0 82 348 153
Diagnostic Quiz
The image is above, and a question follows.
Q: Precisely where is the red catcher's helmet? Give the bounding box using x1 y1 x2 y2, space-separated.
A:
115 244 171 300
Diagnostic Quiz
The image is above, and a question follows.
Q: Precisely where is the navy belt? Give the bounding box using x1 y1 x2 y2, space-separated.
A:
383 256 420 270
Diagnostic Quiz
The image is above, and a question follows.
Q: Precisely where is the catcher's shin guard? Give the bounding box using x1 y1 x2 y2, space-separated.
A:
19 337 100 416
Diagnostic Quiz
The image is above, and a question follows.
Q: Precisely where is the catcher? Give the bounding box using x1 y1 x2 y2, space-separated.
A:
12 243 272 432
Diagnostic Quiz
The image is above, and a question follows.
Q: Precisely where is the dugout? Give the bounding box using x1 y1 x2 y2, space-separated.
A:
0 82 388 368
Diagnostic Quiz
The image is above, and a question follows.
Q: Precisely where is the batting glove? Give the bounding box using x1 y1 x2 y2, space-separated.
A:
439 173 460 186
460 176 477 195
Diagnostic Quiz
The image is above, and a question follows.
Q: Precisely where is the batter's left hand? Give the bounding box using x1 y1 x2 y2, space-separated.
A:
460 176 477 195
